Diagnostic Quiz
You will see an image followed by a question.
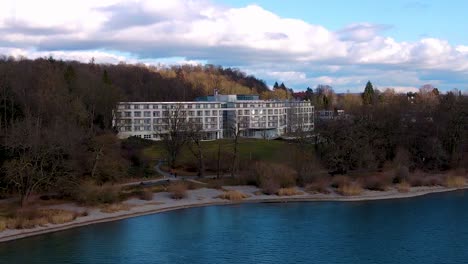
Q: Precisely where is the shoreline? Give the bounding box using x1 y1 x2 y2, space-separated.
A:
1 185 467 244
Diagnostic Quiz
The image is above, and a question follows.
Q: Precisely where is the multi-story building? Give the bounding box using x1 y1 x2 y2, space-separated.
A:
113 94 314 140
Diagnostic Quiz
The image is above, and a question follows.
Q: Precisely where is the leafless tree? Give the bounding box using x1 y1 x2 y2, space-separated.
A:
161 103 189 169
3 117 69 206
187 120 205 177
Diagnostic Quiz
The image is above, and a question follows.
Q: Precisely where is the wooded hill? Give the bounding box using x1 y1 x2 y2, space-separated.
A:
0 57 270 204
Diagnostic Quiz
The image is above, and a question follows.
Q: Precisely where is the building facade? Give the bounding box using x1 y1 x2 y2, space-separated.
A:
113 95 314 140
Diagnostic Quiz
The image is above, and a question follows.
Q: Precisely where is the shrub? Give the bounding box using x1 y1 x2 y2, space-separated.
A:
305 178 331 194
424 176 443 186
100 203 132 213
253 162 297 194
43 209 77 224
138 189 154 201
337 182 363 196
397 181 411 193
0 219 6 232
168 182 188 199
362 175 391 191
217 190 249 201
260 176 281 195
277 187 303 196
73 181 122 205
393 165 409 183
446 176 466 188
408 172 425 187
331 175 350 188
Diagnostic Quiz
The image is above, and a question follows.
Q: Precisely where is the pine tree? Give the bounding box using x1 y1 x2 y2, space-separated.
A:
279 82 287 90
362 80 375 105
273 81 279 90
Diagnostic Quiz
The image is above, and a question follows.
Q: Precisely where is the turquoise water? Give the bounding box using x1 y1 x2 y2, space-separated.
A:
1 191 468 264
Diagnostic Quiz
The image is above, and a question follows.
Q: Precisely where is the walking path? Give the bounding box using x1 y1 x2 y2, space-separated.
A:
121 160 224 188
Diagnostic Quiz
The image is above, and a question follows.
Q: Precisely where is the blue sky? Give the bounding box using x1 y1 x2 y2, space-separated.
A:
0 0 467 93
221 0 468 44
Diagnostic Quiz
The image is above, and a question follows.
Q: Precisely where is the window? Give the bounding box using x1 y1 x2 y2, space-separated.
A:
124 105 131 109
134 111 141 117
144 119 151 124
205 110 210 116
144 134 151 139
144 111 151 117
153 111 160 117
244 110 249 115
197 111 202 116
268 109 273 114
238 110 242 115
143 105 149 109
124 112 131 117
212 110 217 116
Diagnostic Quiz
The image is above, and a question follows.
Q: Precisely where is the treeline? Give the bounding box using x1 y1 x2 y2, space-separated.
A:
315 82 468 175
0 56 268 204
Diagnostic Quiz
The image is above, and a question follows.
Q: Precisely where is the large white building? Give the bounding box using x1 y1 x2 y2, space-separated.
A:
113 94 314 140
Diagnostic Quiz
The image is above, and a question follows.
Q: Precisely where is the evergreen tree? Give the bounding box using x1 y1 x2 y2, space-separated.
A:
273 81 279 90
279 82 287 90
362 80 375 105
305 87 314 101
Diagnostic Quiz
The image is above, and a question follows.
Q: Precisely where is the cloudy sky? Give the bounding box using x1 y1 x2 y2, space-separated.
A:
1 0 468 93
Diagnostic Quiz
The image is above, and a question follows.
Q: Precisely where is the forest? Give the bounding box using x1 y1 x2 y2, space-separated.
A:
0 56 270 205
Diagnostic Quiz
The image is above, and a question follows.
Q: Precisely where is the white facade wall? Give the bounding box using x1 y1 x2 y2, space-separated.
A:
113 99 314 140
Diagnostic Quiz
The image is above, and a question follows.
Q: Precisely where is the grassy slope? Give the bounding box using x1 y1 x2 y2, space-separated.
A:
143 138 306 165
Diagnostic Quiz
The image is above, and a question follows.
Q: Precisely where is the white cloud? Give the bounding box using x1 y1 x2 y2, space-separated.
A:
0 0 467 91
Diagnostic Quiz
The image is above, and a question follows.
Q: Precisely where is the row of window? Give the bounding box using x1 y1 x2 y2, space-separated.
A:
117 110 220 118
120 124 220 132
234 103 312 108
119 103 221 110
116 117 221 125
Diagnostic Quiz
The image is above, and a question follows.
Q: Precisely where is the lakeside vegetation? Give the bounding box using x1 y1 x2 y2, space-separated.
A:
0 58 466 233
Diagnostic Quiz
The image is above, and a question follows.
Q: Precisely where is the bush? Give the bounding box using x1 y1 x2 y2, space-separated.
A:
394 165 409 183
42 209 77 224
168 182 188 199
362 175 391 191
100 203 132 213
138 189 154 200
331 175 350 188
260 177 281 195
446 176 466 188
253 162 297 194
408 171 445 187
217 190 249 201
0 219 6 232
73 181 122 205
424 176 443 186
277 187 303 196
305 178 330 194
408 172 425 186
397 181 411 193
337 182 363 196
3 208 79 229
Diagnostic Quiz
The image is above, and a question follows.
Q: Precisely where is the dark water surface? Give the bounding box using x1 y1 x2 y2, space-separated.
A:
1 191 468 264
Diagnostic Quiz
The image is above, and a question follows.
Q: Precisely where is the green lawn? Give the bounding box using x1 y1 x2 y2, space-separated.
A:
143 138 310 166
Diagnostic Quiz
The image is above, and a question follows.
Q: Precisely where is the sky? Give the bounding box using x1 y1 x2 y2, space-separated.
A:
1 0 467 93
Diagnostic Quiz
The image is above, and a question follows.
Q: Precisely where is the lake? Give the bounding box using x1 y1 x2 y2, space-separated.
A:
1 191 468 264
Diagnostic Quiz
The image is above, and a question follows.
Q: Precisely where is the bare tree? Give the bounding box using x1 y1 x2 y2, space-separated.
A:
3 117 69 206
161 103 189 169
187 120 205 177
